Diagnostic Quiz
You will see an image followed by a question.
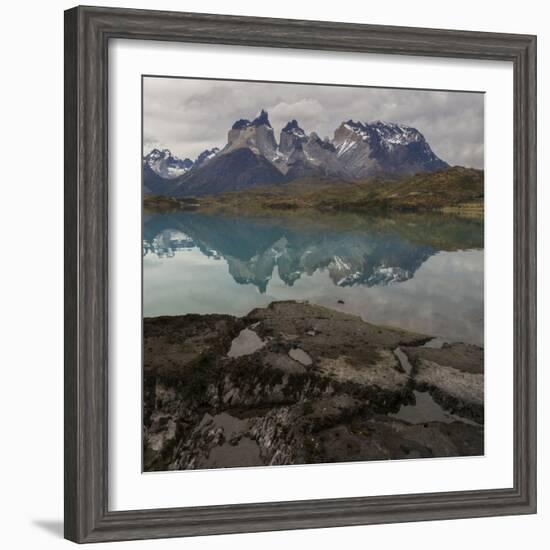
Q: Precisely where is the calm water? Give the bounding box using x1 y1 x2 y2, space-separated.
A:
143 211 484 346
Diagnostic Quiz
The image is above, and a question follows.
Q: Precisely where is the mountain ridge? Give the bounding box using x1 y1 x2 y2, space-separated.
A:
144 110 450 197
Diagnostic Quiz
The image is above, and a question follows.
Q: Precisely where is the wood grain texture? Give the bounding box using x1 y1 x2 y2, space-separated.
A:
64 5 537 543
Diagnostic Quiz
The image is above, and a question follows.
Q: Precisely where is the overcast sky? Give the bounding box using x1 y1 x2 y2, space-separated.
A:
143 77 484 169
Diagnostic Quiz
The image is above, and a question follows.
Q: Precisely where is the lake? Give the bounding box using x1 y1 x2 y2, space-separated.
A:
143 211 484 346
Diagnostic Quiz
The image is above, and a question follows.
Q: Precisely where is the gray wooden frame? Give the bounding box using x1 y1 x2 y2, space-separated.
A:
64 5 537 543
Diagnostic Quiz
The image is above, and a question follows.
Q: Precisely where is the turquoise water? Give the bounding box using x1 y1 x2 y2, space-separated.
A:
143 211 484 346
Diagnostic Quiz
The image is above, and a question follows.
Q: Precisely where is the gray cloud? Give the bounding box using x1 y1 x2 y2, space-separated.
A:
143 77 484 168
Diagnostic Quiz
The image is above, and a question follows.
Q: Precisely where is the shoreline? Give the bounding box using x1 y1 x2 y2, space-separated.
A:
144 196 484 219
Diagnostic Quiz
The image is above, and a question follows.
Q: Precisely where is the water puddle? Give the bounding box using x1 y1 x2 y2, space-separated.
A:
227 328 266 358
392 346 479 426
204 437 263 468
391 390 454 424
210 412 248 438
422 337 448 349
199 411 262 468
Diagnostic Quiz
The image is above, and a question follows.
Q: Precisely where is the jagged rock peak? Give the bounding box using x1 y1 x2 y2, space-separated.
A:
146 148 164 159
195 147 220 167
309 132 336 152
282 119 305 135
344 119 365 129
279 119 307 158
252 109 271 127
232 109 272 130
145 148 183 161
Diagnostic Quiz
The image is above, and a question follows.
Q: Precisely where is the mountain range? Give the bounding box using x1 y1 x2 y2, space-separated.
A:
143 110 448 197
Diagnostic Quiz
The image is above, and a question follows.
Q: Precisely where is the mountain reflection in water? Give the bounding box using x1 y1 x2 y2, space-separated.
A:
143 211 484 346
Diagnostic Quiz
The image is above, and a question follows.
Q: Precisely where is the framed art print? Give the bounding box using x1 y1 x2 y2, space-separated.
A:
64 6 537 543
141 76 485 471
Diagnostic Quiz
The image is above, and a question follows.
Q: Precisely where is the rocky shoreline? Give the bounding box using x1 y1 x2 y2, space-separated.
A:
144 301 484 471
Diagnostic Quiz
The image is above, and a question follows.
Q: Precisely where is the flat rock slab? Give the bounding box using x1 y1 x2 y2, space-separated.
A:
402 343 484 423
317 352 408 392
315 416 484 463
144 314 243 379
403 342 484 374
264 352 306 374
246 301 431 353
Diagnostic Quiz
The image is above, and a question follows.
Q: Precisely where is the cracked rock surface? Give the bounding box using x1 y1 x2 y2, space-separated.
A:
143 301 484 471
401 343 484 423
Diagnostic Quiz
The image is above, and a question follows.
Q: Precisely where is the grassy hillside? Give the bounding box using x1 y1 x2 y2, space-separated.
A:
144 167 484 218
201 167 483 216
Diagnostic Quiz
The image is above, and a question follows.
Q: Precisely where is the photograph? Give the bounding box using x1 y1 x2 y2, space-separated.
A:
142 77 485 472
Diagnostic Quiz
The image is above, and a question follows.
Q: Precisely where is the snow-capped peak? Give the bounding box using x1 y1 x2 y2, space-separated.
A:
369 121 421 145
144 148 193 178
195 147 220 168
339 120 423 147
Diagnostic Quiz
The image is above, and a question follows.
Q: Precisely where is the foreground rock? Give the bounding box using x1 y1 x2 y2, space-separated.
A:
401 343 484 423
143 301 484 471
